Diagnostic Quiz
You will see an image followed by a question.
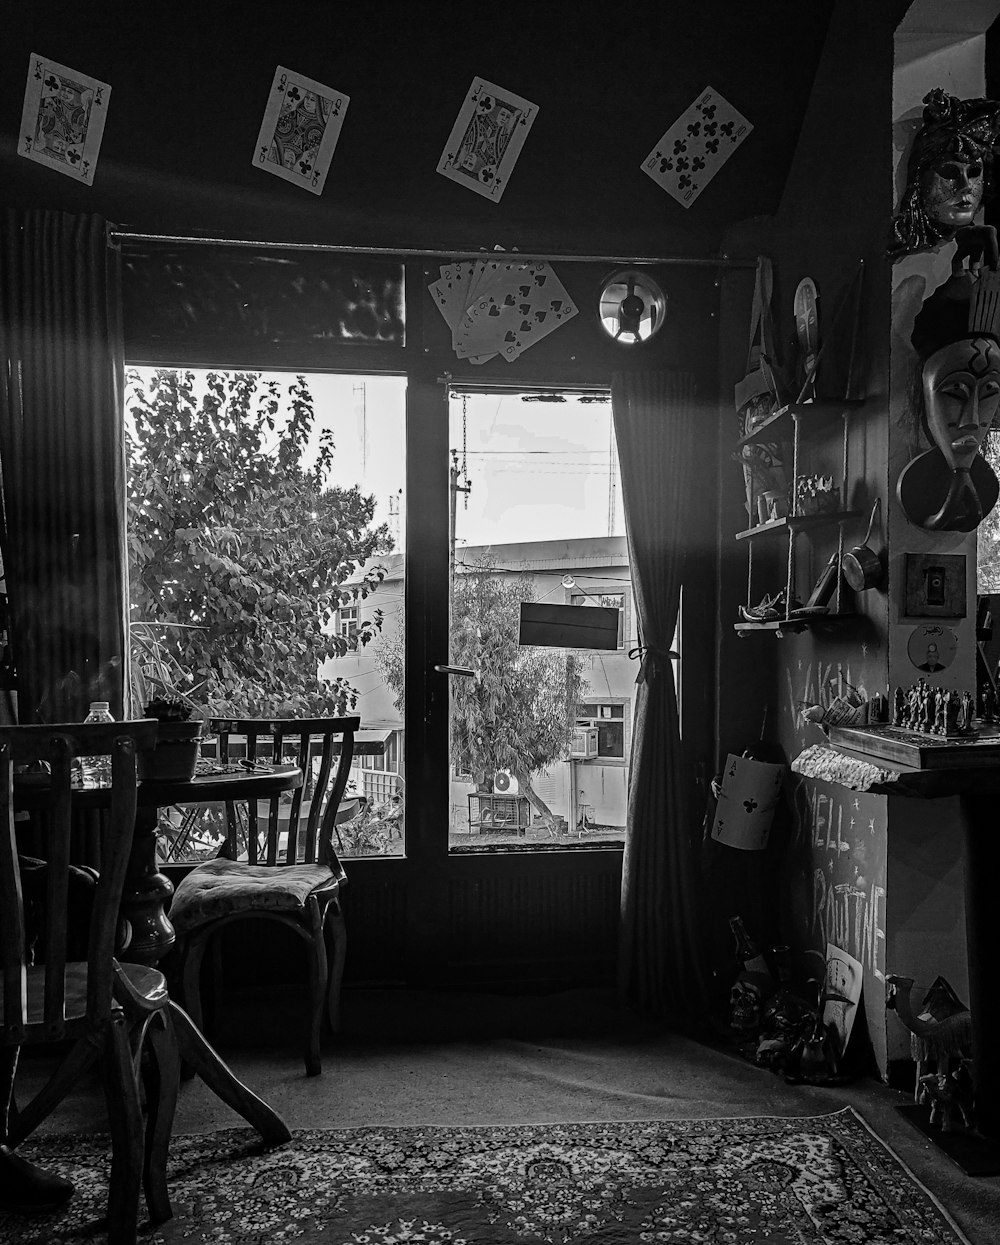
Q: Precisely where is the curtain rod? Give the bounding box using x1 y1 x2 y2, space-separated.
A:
109 230 754 270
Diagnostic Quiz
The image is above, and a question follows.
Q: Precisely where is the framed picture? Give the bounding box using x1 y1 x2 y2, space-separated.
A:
902 553 966 618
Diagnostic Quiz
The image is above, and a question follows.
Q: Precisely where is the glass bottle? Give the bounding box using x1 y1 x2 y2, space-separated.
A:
82 700 115 786
729 915 771 977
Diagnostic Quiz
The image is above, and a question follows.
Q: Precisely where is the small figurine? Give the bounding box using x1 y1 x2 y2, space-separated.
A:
919 1061 975 1133
892 685 905 726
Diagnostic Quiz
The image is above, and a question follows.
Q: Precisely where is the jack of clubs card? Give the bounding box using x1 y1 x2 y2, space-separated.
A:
641 86 752 208
437 77 538 202
254 66 349 195
19 54 111 185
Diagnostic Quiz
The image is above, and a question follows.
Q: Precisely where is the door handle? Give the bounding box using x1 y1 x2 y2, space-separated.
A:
433 665 477 677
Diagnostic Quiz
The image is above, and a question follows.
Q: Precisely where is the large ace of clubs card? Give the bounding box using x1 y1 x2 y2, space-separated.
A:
641 86 752 208
437 77 538 202
19 54 111 184
254 67 349 195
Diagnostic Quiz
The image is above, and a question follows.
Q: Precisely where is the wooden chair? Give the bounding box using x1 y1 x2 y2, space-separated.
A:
0 719 173 1245
170 716 358 1076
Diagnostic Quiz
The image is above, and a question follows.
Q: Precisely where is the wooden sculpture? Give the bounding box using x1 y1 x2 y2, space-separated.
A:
886 974 973 1128
897 263 1000 531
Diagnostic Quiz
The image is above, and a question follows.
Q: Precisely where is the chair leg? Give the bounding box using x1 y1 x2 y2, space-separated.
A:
140 1010 179 1226
324 906 348 1035
0 1048 17 1143
7 1038 101 1146
168 1001 290 1146
102 1012 145 1245
306 899 327 1077
178 936 207 1031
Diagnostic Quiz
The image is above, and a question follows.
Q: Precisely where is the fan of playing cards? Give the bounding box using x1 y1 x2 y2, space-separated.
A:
429 258 579 365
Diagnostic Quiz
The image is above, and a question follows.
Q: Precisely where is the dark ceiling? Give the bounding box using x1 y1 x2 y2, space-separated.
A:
2 2 837 256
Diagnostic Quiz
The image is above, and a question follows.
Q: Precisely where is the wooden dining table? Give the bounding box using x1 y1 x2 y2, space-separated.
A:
14 761 304 1146
17 760 304 967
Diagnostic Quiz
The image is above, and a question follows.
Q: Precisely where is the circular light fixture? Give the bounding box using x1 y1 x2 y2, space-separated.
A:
597 268 667 345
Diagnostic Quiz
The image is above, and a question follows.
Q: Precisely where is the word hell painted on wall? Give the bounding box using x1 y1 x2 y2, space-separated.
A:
792 777 888 984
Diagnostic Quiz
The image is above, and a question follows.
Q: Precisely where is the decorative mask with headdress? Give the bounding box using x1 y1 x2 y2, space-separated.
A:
896 265 1000 531
889 88 1000 259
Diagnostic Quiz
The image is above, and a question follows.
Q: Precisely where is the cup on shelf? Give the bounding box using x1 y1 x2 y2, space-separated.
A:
763 489 789 520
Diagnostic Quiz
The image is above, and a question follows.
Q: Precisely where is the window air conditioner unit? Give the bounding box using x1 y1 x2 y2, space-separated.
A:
570 727 599 760
493 769 519 795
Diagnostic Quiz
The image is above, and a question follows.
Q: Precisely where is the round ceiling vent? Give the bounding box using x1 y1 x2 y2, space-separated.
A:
597 268 668 345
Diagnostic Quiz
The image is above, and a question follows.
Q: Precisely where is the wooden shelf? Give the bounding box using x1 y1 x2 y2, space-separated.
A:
738 398 865 447
734 613 857 636
735 510 859 540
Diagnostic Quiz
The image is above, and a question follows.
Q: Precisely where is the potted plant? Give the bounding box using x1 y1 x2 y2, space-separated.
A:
138 694 205 782
130 623 207 782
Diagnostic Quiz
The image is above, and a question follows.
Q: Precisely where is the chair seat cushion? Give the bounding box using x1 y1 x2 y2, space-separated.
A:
169 859 342 932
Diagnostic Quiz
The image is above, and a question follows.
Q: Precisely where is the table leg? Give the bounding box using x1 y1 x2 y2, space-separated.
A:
169 1002 290 1146
119 807 176 967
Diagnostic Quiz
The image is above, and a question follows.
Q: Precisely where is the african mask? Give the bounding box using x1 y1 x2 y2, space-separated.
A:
897 272 1000 531
922 334 1000 469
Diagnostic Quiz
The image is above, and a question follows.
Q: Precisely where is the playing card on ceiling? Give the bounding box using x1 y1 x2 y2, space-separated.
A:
254 66 349 195
19 54 111 184
437 77 538 202
641 86 752 209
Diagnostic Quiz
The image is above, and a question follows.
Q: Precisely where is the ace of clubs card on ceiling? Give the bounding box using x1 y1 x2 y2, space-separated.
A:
254 66 350 195
641 86 752 208
19 53 112 184
437 77 538 202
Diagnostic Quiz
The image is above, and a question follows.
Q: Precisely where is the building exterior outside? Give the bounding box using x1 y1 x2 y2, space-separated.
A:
321 535 635 847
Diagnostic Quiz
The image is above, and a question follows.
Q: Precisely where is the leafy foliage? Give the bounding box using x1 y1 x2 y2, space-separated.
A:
980 434 1000 592
126 369 392 717
379 559 584 823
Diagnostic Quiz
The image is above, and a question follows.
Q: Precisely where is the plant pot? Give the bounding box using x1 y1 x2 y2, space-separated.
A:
138 720 204 783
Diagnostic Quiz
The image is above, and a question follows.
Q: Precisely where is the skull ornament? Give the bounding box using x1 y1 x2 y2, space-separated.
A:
730 971 773 1031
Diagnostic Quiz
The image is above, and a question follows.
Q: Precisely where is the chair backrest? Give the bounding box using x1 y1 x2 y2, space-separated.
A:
209 717 359 868
0 720 158 1045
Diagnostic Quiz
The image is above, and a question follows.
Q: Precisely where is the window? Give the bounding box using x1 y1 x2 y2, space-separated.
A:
126 367 407 863
447 389 630 850
576 702 626 760
337 604 359 638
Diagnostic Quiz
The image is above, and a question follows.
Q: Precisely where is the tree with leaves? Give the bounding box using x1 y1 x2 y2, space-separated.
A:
377 558 585 828
126 369 392 717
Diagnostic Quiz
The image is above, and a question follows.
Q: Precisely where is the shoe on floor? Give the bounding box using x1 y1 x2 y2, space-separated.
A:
0 1145 74 1214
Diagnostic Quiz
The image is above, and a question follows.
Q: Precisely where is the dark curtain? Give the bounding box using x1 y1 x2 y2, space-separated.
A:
612 370 709 1019
0 210 127 723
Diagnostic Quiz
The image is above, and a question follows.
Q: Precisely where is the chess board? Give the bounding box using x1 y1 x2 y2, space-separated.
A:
829 722 1000 770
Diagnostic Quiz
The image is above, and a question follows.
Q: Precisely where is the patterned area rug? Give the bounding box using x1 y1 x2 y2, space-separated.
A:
0 1108 971 1244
